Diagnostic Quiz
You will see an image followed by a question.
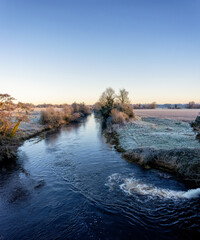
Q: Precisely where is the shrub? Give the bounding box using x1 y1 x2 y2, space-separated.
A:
133 102 157 109
72 102 91 115
71 102 80 113
115 103 135 118
40 104 90 127
0 94 31 137
63 105 74 122
78 103 91 115
111 109 128 124
71 113 81 122
40 107 65 127
97 87 135 122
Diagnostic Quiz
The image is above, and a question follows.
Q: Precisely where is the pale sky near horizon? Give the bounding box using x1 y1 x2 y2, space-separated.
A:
0 0 200 104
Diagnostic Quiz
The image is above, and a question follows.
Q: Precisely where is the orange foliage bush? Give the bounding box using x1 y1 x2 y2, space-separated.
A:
71 113 81 122
0 94 31 137
40 107 65 127
111 109 128 124
40 103 91 127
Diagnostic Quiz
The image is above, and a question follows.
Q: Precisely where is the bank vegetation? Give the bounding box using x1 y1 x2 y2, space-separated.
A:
0 93 91 163
95 88 135 125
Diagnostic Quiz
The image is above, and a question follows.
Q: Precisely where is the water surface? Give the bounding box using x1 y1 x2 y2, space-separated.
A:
0 115 199 240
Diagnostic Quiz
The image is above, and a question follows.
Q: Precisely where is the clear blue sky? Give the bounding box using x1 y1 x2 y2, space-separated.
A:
0 0 200 104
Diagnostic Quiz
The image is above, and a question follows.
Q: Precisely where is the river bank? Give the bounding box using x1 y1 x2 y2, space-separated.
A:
106 115 200 187
0 110 89 164
192 115 200 140
0 113 48 164
1 114 199 240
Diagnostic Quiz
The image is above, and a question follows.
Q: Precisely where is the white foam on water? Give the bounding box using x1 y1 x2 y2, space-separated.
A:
106 174 200 199
182 188 200 199
105 173 122 191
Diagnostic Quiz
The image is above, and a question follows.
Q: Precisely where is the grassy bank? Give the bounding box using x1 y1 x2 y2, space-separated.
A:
105 116 200 187
0 104 91 164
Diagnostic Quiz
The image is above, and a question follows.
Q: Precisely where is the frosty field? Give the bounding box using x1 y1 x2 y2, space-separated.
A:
134 109 200 122
116 117 200 151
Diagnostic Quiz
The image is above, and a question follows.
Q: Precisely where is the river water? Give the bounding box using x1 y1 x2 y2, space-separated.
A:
0 115 200 240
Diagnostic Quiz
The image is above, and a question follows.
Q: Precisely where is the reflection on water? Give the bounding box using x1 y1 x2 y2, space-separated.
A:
0 115 199 240
0 160 44 206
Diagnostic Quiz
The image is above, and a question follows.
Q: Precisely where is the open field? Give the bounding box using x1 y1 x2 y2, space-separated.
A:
134 109 200 122
117 117 200 151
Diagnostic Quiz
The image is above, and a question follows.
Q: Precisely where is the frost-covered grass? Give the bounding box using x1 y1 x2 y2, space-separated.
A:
17 111 44 137
134 109 200 122
117 117 200 151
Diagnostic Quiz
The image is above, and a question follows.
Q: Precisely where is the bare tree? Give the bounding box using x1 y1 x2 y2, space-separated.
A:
117 88 130 104
188 101 196 109
150 102 157 109
99 87 116 106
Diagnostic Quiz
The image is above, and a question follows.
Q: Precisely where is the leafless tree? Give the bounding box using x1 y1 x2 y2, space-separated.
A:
117 88 130 104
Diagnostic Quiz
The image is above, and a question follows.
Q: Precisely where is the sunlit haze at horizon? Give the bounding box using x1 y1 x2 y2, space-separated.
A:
0 0 200 104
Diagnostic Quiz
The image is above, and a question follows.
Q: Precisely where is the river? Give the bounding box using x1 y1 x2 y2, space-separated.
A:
0 115 199 240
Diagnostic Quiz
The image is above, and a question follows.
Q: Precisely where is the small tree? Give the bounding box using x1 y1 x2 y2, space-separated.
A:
99 88 116 119
115 103 134 118
0 94 31 137
117 88 130 104
99 88 115 105
78 103 91 115
71 102 80 112
188 101 195 109
150 102 157 109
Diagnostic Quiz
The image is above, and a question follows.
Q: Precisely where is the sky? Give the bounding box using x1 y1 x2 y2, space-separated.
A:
0 0 200 104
